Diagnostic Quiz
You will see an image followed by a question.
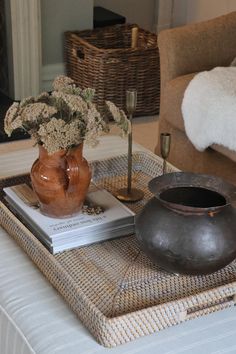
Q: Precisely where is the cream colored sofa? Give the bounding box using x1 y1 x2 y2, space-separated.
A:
156 12 236 185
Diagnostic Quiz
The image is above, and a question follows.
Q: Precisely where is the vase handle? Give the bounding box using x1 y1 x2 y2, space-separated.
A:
65 155 79 188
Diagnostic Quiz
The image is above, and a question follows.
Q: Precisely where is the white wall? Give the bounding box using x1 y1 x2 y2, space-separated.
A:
157 0 187 32
172 0 188 27
94 0 156 31
4 0 14 98
186 0 236 23
41 0 93 65
41 0 93 91
172 0 236 27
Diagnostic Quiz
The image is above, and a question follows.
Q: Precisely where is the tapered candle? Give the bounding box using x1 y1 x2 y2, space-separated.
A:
160 132 171 174
115 89 144 202
126 90 137 193
131 27 138 49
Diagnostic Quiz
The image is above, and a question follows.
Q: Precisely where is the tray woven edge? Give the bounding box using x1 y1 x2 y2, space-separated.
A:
1 151 236 347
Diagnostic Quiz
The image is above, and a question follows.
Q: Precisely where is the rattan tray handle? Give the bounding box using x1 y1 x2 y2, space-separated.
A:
178 293 236 322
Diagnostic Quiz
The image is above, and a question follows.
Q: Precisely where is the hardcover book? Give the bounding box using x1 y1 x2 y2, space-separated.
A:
4 184 135 254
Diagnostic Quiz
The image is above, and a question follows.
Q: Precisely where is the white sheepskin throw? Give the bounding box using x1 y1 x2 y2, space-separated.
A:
182 66 236 151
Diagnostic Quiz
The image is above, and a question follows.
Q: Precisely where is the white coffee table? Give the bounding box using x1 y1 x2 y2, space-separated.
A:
1 136 236 354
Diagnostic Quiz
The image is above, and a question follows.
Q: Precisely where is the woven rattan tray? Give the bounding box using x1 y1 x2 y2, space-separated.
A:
1 151 236 347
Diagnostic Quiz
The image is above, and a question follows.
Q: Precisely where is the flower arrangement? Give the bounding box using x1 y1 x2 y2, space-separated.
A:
4 75 130 154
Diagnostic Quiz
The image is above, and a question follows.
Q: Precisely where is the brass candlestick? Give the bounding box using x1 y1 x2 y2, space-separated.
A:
115 90 144 202
160 132 171 174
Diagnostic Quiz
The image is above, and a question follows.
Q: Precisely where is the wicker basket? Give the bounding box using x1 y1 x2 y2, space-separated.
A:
65 24 160 117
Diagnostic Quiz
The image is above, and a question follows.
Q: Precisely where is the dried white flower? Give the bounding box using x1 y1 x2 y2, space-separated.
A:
81 88 95 102
21 103 57 123
106 101 130 136
20 96 35 108
84 104 108 146
4 75 130 154
38 118 83 154
52 75 75 91
52 91 87 114
35 92 50 102
4 102 20 136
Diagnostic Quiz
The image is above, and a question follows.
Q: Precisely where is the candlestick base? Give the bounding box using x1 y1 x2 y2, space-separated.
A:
115 188 144 202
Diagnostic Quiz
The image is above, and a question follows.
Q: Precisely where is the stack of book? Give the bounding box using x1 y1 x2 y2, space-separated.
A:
4 184 135 254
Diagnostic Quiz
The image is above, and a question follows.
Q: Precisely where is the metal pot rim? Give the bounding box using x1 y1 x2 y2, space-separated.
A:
148 172 236 214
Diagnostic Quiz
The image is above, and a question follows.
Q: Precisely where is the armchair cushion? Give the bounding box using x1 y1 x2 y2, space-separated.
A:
163 72 196 132
212 144 236 162
158 12 236 86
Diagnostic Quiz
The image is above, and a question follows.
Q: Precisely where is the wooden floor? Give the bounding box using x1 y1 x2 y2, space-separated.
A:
110 114 159 152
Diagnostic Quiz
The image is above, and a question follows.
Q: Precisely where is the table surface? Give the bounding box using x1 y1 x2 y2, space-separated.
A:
1 135 236 354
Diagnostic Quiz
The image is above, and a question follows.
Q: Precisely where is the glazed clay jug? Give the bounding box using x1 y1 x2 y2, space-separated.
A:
30 144 91 218
136 172 236 275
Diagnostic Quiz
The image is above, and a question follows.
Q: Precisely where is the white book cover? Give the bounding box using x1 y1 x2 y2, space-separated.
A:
4 185 135 253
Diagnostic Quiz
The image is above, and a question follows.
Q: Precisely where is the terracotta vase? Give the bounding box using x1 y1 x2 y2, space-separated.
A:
30 144 91 218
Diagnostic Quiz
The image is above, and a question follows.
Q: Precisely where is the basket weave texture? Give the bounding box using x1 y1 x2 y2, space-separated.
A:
1 152 236 347
65 24 160 116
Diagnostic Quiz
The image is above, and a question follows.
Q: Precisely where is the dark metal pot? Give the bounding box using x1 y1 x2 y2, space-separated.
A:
135 172 236 275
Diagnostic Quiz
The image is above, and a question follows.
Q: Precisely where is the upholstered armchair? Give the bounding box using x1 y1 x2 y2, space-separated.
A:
156 11 236 184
